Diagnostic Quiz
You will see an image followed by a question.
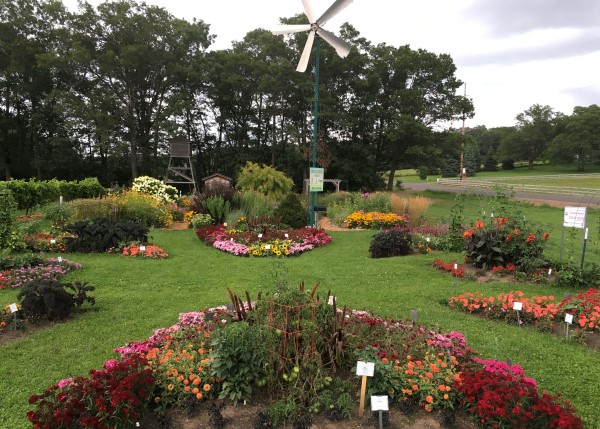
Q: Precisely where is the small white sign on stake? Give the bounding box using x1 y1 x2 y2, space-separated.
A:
453 263 458 270
258 233 263 239
223 223 227 227
284 233 289 238
230 238 234 242
9 303 18 313
356 361 375 377
513 301 523 311
50 239 56 244
371 395 389 412
565 313 574 324
139 245 146 251
548 268 552 276
57 256 63 263
328 295 335 305
265 244 271 250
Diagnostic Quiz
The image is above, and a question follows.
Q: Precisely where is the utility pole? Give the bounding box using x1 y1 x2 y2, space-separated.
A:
459 83 467 180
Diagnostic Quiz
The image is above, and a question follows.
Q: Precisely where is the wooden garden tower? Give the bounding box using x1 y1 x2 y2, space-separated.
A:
164 139 197 193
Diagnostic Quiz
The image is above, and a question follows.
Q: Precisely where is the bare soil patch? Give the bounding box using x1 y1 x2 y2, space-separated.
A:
140 393 478 429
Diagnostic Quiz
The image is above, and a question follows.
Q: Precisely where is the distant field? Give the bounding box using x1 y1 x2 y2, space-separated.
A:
392 164 600 185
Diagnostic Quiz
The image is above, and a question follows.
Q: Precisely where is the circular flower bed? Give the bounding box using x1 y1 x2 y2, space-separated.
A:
26 286 584 429
196 225 332 257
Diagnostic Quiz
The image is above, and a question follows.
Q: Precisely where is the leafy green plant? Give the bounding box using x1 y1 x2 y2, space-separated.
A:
369 229 412 258
464 216 549 270
0 188 17 250
202 195 230 224
553 262 600 288
238 191 275 222
43 203 71 229
264 396 298 427
442 194 465 252
209 322 271 404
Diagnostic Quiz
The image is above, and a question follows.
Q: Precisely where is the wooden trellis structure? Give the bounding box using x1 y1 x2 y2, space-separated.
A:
164 139 197 193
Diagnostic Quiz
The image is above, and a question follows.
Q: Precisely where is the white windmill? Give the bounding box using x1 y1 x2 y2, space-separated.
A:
272 0 353 226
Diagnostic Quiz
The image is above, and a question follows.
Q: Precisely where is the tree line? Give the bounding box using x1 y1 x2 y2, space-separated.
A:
1 0 597 193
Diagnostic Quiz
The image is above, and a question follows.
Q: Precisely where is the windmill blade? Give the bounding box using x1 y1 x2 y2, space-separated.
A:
302 0 317 23
297 30 315 72
272 24 311 35
316 0 353 27
316 28 352 58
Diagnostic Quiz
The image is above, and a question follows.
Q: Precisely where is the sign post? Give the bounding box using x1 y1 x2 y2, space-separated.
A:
561 206 587 262
356 361 374 417
309 168 324 227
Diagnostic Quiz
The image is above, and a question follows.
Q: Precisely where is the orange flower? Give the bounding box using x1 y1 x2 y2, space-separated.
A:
382 357 389 364
184 386 190 392
443 394 449 400
193 378 201 385
475 221 484 229
425 404 432 412
196 392 203 400
203 383 211 392
463 229 474 239
183 379 189 386
425 395 434 403
412 384 419 391
192 387 199 394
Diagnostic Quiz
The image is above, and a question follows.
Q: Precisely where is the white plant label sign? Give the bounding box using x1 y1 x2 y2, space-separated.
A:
563 206 586 229
513 301 523 311
356 361 375 377
9 303 18 313
565 314 574 324
328 296 335 305
258 234 263 239
265 245 271 250
371 395 389 411
139 246 146 251
50 239 56 244
57 256 63 263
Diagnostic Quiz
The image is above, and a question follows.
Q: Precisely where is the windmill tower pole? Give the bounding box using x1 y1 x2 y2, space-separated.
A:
309 37 321 227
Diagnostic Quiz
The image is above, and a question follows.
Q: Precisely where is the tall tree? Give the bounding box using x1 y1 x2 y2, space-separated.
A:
500 104 563 168
547 104 600 171
69 0 212 180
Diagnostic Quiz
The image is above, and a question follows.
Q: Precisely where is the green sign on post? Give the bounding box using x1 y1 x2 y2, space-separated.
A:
310 168 324 192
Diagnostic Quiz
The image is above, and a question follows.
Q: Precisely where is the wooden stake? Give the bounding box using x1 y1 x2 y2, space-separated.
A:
359 375 367 417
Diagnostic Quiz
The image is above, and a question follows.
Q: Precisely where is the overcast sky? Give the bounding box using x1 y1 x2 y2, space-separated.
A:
62 0 600 129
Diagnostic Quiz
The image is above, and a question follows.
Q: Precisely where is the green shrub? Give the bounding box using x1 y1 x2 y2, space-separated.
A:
553 262 600 288
209 322 271 404
44 203 71 229
17 279 95 321
63 217 148 253
464 216 549 271
354 192 392 213
236 161 293 198
0 188 17 250
66 198 117 222
417 166 429 180
238 191 275 222
369 229 413 258
189 213 213 229
274 193 306 229
120 192 169 227
0 254 44 271
202 195 230 224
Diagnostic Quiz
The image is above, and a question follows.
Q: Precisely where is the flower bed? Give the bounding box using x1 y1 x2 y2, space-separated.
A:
345 210 409 229
121 243 168 259
433 259 465 277
0 258 82 289
196 226 332 257
27 289 584 429
449 288 600 333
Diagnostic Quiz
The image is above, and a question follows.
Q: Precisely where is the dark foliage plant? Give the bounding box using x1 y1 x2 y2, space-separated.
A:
63 217 148 253
369 229 412 258
0 254 44 271
552 261 600 288
17 278 95 321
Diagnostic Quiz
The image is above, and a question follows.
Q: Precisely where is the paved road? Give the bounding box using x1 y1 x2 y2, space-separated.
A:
403 181 600 207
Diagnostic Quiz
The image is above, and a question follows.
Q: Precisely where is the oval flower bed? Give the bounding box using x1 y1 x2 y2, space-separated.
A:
27 286 584 429
196 225 332 257
449 288 600 333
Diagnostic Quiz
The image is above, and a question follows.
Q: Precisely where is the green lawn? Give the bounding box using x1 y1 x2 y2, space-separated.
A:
2 201 600 428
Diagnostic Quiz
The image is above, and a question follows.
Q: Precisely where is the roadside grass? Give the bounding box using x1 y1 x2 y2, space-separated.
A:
1 204 600 427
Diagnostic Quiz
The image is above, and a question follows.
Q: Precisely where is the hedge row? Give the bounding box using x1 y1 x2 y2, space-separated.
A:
0 178 106 212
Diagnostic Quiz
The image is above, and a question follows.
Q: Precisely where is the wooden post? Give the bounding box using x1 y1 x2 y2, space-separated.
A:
359 375 367 417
